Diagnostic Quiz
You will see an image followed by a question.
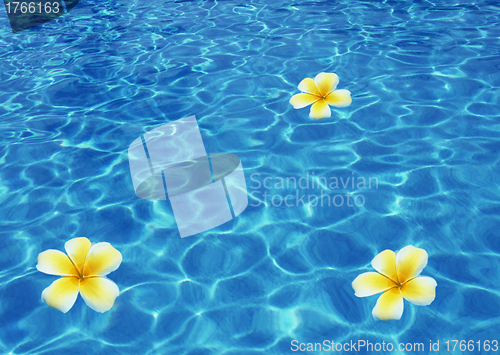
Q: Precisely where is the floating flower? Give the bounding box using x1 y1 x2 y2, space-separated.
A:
289 72 352 119
352 245 437 321
36 237 122 313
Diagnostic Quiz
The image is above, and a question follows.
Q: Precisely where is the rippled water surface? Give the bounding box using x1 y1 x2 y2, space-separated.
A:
1 0 500 354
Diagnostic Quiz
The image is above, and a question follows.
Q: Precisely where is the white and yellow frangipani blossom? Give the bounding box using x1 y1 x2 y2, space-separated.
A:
352 245 437 321
289 72 352 119
36 237 122 313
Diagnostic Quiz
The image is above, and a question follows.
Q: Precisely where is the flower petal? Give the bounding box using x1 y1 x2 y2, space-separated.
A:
396 245 428 284
36 250 79 276
401 276 437 306
289 93 320 109
371 250 399 283
297 77 321 96
83 242 122 277
325 89 352 107
65 237 92 276
314 72 339 97
79 277 120 313
41 277 80 313
309 99 331 119
372 287 404 321
352 272 397 297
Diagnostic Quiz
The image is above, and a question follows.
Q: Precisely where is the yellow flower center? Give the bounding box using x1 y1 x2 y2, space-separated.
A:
314 93 328 101
67 255 86 281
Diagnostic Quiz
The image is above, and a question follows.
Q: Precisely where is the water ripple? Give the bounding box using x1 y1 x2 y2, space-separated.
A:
1 0 500 354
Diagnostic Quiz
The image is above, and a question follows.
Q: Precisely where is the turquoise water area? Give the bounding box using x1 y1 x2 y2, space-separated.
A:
1 0 500 354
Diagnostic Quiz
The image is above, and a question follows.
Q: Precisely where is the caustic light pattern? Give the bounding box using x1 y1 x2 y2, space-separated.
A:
36 237 122 313
289 72 352 119
352 245 437 321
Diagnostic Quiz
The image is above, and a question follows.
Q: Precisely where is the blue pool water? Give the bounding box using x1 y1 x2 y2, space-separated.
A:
1 0 500 353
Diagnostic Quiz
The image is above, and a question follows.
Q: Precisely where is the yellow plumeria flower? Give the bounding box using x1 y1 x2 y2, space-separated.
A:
289 72 352 119
36 237 122 313
352 245 437 321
